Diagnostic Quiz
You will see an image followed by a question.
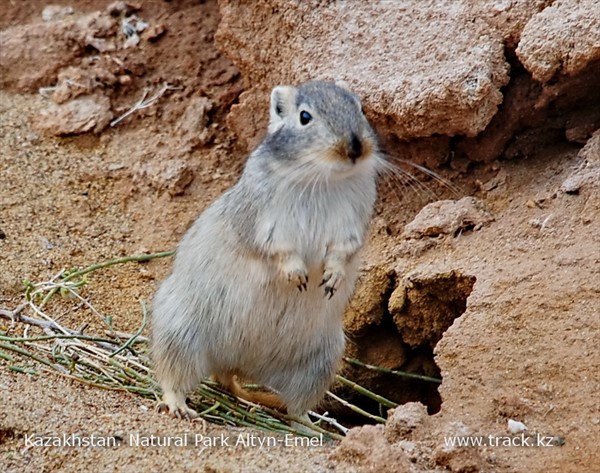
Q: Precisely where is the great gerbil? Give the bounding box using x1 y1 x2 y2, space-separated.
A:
152 80 383 425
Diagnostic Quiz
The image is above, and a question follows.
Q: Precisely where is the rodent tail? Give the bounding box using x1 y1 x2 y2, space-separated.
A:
214 373 287 412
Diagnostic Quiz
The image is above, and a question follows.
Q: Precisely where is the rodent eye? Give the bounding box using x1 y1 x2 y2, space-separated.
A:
299 110 312 126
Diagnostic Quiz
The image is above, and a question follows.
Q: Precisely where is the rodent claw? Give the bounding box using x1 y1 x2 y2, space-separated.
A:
293 274 308 291
324 286 335 299
321 268 343 298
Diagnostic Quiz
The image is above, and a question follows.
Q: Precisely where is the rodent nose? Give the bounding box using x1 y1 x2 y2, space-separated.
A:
348 134 363 162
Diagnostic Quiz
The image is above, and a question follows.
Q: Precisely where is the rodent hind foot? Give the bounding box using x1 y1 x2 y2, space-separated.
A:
156 402 198 421
156 393 198 421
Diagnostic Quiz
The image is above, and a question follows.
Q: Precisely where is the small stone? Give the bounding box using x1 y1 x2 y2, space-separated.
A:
34 95 113 135
384 402 428 442
145 23 167 41
560 162 600 195
403 196 494 239
118 75 132 85
42 5 74 22
507 419 528 434
108 163 125 171
124 34 140 49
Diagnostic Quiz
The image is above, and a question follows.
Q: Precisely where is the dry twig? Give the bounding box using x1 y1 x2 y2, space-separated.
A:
110 83 180 127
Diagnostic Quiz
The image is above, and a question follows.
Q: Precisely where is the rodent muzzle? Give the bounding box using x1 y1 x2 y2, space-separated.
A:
347 133 363 163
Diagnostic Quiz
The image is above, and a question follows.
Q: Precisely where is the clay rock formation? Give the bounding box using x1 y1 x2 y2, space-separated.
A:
216 0 510 146
389 268 476 349
0 10 118 92
516 0 600 82
217 0 600 165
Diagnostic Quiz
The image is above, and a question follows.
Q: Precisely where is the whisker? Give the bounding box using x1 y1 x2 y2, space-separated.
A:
379 163 438 202
380 174 406 207
383 154 462 197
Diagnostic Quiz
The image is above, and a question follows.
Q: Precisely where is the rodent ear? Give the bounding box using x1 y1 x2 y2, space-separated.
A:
270 86 297 121
335 79 351 91
335 80 363 110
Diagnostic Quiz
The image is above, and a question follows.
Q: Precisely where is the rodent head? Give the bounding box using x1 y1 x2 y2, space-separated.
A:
261 81 380 182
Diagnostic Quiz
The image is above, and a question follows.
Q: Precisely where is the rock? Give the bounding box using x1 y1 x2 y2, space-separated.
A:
0 11 118 92
516 0 600 83
34 95 113 135
50 67 95 104
341 263 410 394
384 402 428 443
176 96 214 150
565 124 597 144
403 197 494 239
560 164 600 195
42 5 74 22
507 419 528 434
560 168 598 195
343 264 393 335
51 66 116 104
145 23 167 42
454 73 542 163
578 130 600 163
560 131 600 194
331 425 412 473
216 1 509 147
389 268 476 348
468 0 552 48
480 169 508 192
0 24 81 92
131 158 194 196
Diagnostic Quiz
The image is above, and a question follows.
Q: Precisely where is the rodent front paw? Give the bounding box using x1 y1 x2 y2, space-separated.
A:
289 267 309 291
279 254 309 292
319 266 345 299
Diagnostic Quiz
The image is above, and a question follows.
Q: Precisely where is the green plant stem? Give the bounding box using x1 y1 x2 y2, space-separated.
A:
109 299 147 358
326 390 386 424
0 342 66 373
335 374 398 408
0 349 16 361
9 365 38 375
62 251 175 283
344 357 442 384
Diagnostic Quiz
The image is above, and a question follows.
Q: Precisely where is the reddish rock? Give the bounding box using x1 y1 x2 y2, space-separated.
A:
34 94 113 135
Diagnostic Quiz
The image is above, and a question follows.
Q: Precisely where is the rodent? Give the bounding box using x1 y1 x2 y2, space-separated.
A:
151 80 382 426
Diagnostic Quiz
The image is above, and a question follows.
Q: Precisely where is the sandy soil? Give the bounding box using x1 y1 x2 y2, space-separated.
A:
1 1 598 473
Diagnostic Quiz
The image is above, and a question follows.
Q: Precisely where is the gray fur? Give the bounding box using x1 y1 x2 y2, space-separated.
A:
152 80 383 420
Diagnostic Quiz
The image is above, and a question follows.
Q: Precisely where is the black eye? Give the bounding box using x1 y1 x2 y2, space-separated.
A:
299 110 312 125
